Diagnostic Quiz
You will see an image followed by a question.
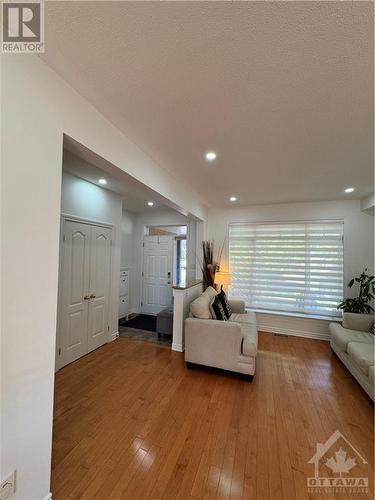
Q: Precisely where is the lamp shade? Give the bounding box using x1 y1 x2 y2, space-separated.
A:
215 271 232 286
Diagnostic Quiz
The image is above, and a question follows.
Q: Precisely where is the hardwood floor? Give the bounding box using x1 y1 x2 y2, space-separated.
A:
51 333 374 500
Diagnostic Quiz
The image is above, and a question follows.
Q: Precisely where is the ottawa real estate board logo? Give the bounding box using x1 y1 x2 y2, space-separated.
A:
1 0 44 53
307 430 368 494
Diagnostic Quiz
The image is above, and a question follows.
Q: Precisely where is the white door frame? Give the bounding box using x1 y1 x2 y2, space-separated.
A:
56 213 115 371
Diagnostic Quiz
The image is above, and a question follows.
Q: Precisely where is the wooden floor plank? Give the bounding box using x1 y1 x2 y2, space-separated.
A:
51 333 374 500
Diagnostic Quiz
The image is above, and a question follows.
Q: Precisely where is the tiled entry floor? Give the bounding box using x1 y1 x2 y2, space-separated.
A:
119 325 172 348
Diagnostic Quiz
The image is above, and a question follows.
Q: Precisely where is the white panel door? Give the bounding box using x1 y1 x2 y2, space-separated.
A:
58 220 112 369
59 221 90 367
142 235 173 314
87 225 112 352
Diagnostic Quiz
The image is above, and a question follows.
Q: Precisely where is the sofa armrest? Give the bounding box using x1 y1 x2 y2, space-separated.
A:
228 298 246 314
185 318 242 363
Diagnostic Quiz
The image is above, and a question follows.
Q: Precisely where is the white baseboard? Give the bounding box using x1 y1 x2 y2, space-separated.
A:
172 343 184 352
111 331 119 341
256 312 331 341
257 323 329 341
43 493 52 500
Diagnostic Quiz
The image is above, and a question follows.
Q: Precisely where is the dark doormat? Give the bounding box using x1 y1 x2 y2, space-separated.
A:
121 314 157 332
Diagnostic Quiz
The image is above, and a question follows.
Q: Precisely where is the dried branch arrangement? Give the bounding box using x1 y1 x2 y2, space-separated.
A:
200 241 218 290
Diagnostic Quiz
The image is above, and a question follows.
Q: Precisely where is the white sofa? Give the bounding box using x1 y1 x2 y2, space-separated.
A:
329 313 374 401
185 287 257 380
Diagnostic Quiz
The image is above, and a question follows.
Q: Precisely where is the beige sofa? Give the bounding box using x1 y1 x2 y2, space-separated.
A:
185 287 257 380
329 313 374 401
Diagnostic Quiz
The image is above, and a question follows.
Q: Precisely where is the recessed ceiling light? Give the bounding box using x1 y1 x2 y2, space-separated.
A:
229 196 237 202
98 178 107 185
344 187 354 193
205 151 217 162
147 201 154 206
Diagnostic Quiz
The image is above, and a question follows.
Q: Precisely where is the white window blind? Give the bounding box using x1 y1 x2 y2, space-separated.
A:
229 221 343 318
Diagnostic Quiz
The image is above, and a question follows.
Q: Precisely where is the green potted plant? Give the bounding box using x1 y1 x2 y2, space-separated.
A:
337 269 374 325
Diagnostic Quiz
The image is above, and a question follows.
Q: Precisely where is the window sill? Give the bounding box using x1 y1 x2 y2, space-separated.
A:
247 308 342 323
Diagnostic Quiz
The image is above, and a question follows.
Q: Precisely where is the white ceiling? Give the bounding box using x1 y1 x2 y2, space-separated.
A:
42 2 373 207
63 140 177 213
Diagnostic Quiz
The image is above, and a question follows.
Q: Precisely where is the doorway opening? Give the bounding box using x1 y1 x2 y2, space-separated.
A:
142 225 187 314
119 225 187 346
56 138 197 369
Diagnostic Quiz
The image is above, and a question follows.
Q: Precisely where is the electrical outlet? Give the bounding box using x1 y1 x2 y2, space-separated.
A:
0 471 15 500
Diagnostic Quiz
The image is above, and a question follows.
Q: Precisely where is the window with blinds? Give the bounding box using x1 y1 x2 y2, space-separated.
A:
229 221 344 318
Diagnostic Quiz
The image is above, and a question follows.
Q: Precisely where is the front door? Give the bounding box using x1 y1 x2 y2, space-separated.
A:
142 235 173 314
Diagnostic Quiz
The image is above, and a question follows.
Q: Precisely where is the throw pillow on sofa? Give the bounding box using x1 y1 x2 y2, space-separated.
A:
217 289 232 319
209 296 228 321
190 286 217 319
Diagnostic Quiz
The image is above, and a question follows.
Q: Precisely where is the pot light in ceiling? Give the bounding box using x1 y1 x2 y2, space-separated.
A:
98 178 107 185
229 196 237 202
147 201 154 206
344 187 354 193
205 151 217 162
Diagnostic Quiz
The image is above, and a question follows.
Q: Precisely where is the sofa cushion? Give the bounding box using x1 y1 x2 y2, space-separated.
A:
342 313 374 332
329 322 374 352
230 311 257 325
369 366 374 385
190 287 217 319
241 323 258 357
347 342 375 376
228 299 246 314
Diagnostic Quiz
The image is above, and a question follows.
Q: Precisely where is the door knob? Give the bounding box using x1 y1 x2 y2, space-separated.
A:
84 295 90 300
90 294 96 299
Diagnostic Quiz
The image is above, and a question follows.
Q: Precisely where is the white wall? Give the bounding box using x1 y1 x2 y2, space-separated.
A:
208 200 374 339
1 55 206 500
120 208 136 311
61 167 122 341
120 208 135 270
361 192 375 215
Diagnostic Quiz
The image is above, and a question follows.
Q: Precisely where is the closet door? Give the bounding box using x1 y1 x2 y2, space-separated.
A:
59 221 90 367
87 225 112 353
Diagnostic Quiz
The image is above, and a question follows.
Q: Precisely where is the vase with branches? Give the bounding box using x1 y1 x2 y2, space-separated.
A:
200 241 218 290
